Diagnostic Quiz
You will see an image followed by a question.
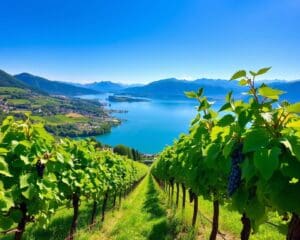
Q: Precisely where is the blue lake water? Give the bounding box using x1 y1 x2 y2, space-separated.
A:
79 91 300 154
80 94 202 153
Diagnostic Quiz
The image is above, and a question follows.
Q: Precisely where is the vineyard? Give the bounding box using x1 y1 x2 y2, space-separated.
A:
152 68 300 240
0 116 148 240
1 67 300 240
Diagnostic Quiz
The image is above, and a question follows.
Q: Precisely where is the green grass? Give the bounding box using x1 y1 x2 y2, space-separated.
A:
33 97 60 106
2 202 93 240
30 114 89 125
195 197 286 240
109 176 174 240
1 195 118 240
1 176 177 240
0 87 28 94
80 175 179 240
7 99 31 105
1 176 287 240
166 184 287 240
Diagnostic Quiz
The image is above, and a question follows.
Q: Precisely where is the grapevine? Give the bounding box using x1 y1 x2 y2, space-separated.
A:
152 67 300 240
0 117 148 240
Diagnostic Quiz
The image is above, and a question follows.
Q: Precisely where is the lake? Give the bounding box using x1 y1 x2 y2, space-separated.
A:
80 94 201 153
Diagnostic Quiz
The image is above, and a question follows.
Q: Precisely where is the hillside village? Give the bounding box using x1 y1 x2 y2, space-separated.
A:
0 70 121 137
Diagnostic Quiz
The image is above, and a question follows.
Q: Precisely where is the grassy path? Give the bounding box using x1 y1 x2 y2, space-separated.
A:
4 174 284 240
82 174 176 240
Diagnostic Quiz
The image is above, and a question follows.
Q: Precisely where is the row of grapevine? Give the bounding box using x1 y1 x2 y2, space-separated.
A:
151 68 300 240
0 116 148 240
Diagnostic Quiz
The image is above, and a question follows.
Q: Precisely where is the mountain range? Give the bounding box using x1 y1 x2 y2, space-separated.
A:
83 81 127 92
121 78 240 100
14 73 98 96
0 70 30 89
1 69 299 102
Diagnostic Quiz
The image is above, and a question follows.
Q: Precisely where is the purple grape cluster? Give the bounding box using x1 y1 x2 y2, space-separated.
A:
227 144 244 196
36 160 45 178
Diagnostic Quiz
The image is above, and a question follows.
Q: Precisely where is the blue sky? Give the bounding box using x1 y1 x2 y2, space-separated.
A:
0 0 299 83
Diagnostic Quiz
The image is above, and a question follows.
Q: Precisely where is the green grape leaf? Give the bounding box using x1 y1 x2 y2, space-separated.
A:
241 157 256 182
283 137 300 161
270 183 300 214
230 70 246 80
246 198 266 233
218 102 231 112
22 187 31 199
45 173 57 182
0 170 12 177
217 114 235 127
281 139 293 153
287 103 300 113
231 187 248 212
258 86 285 100
281 160 300 178
0 193 14 211
256 67 271 76
184 91 198 99
20 155 30 165
238 110 251 129
204 143 220 168
287 120 300 128
0 157 12 177
243 129 269 153
11 209 22 223
19 140 31 149
20 174 31 189
210 126 227 141
197 88 204 97
0 215 14 230
239 79 249 86
0 148 8 154
226 91 233 102
191 114 200 126
223 139 236 158
254 147 281 180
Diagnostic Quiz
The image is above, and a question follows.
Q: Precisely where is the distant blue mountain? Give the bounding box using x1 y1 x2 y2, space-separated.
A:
121 78 241 100
80 81 144 93
9 70 300 102
15 73 99 96
0 70 30 88
120 77 300 102
83 81 126 92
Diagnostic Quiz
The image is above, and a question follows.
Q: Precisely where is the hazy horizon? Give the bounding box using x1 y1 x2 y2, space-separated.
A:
9 70 300 85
